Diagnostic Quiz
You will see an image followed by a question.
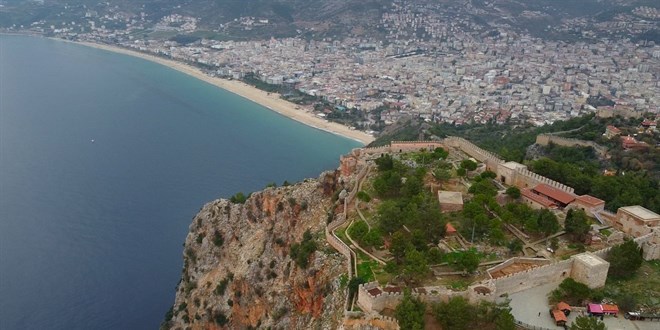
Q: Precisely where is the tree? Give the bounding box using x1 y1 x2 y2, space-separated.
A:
607 239 643 279
433 147 449 159
460 159 478 171
565 209 591 242
549 278 593 305
450 248 480 274
505 186 521 199
433 168 452 183
403 248 430 284
536 209 560 236
375 154 394 171
389 231 411 262
433 296 472 330
395 290 426 330
508 239 523 255
570 315 606 330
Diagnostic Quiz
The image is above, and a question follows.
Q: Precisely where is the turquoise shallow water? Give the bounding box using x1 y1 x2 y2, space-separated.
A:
0 35 360 329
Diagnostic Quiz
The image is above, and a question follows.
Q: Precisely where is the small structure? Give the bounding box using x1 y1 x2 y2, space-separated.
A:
621 136 648 150
570 195 606 215
602 304 619 316
445 223 457 236
557 301 572 316
615 205 660 237
437 190 463 213
551 309 568 326
497 161 527 186
604 125 621 138
587 303 604 316
571 253 609 289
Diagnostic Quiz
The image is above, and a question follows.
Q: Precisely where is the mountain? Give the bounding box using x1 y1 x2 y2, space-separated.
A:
2 0 657 41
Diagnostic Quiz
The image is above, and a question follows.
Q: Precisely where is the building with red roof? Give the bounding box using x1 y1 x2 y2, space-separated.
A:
605 125 621 138
551 309 568 326
556 302 572 315
521 188 557 209
622 136 649 150
531 184 576 208
445 223 457 236
602 304 619 315
571 195 606 215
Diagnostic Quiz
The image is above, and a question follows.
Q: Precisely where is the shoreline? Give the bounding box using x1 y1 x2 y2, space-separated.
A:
66 39 374 145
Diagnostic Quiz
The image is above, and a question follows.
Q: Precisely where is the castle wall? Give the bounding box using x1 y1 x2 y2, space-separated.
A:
536 134 608 158
492 259 574 295
390 141 446 153
513 168 575 194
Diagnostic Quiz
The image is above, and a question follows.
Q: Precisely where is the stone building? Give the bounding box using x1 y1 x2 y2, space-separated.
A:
437 190 463 212
571 253 609 289
615 205 660 237
570 195 606 215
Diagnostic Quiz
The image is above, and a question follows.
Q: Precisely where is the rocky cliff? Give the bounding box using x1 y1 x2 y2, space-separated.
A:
161 171 349 330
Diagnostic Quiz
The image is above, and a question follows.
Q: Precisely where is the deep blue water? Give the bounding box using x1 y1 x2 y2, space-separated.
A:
0 35 360 329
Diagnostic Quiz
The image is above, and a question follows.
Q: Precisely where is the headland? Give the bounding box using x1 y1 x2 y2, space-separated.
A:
71 40 374 145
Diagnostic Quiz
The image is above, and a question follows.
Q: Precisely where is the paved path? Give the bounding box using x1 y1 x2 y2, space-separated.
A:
503 281 657 330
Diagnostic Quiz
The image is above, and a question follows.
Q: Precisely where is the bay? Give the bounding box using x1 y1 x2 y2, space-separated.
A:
0 35 360 329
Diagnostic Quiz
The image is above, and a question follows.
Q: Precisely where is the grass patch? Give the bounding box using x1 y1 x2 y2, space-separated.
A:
600 229 612 237
357 260 377 282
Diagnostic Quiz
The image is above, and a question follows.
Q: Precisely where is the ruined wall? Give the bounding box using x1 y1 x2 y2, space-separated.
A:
357 282 495 313
536 134 608 157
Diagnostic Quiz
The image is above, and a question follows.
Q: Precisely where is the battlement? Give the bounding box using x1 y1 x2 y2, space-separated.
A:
515 168 575 193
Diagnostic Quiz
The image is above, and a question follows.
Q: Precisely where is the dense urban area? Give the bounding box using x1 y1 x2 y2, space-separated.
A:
2 0 658 133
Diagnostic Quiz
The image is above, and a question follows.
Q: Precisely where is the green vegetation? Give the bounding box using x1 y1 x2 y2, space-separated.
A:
432 297 515 330
606 239 643 280
356 191 371 202
289 230 317 269
446 248 481 274
394 290 426 330
212 230 224 247
505 186 520 199
214 278 230 295
569 315 606 330
229 192 248 204
600 260 660 312
550 278 595 305
564 209 591 243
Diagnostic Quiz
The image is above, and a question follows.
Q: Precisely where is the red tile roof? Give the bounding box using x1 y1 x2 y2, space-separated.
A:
533 184 576 205
522 188 557 208
603 304 619 314
575 195 605 207
557 302 571 311
552 310 567 322
606 125 621 133
445 223 457 234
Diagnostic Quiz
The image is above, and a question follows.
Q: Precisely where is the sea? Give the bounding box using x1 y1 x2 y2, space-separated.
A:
0 35 360 330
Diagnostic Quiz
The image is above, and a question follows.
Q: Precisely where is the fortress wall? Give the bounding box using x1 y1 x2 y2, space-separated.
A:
536 134 608 157
514 168 575 194
390 141 446 153
492 258 574 295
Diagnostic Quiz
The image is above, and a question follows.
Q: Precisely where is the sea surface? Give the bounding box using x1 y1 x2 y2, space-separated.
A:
0 35 360 329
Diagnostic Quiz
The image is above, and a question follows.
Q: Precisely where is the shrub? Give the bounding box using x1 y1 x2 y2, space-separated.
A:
357 191 371 202
229 192 248 204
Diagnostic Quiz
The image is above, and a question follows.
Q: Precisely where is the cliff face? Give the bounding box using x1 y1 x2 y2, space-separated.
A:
162 171 347 330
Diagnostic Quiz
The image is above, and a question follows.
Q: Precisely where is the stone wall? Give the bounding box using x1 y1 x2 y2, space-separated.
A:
444 136 504 171
536 134 608 158
357 281 495 313
513 168 575 194
491 258 574 295
390 141 446 153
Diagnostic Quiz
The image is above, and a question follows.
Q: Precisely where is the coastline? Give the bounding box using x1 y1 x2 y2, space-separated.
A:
70 40 374 145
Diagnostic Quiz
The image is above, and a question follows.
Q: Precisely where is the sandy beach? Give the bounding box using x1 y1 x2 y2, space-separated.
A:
73 41 374 145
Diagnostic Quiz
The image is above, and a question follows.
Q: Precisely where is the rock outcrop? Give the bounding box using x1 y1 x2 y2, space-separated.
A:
162 172 347 330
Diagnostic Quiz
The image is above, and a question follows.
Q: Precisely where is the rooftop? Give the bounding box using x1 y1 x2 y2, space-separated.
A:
573 253 608 267
522 188 557 208
437 190 463 205
533 184 576 205
575 195 605 207
619 206 660 222
501 161 527 171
